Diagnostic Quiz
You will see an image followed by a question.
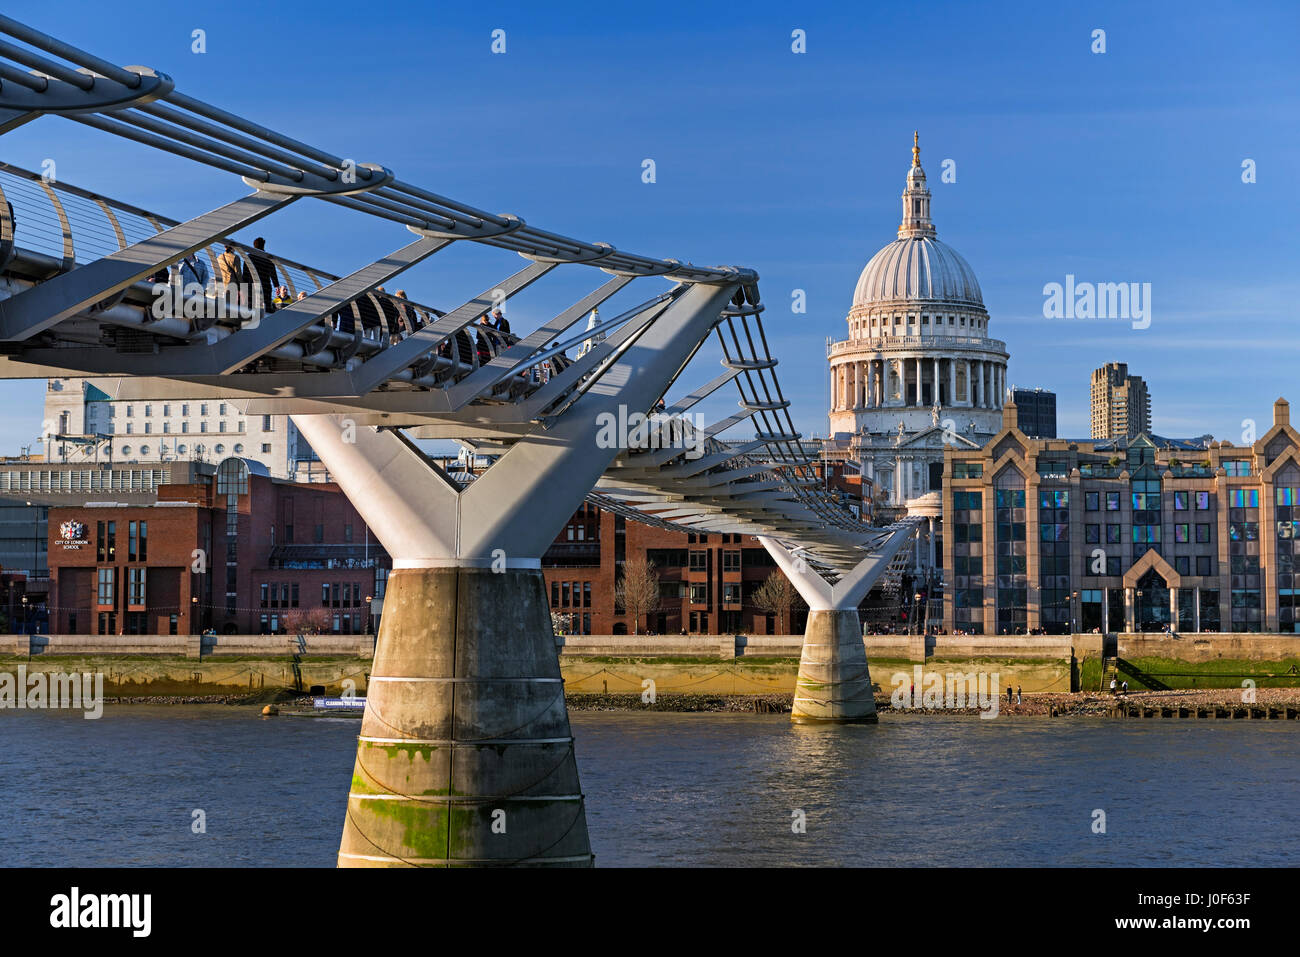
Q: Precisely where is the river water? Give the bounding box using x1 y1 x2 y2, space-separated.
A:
1 707 1296 867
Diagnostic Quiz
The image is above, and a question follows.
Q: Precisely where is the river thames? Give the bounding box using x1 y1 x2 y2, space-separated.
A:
1 707 1296 867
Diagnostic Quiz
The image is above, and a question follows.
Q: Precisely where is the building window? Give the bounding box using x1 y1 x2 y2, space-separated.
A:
1175 523 1189 543
1196 523 1211 543
1174 491 1188 510
688 551 707 571
1195 491 1211 510
1197 555 1214 577
97 567 115 606
127 567 146 606
263 415 273 432
1230 489 1260 508
1105 492 1121 510
1085 492 1099 511
722 550 741 572
96 521 117 562
344 524 353 543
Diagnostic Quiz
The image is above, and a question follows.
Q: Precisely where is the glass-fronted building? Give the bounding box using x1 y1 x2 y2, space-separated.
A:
943 397 1300 634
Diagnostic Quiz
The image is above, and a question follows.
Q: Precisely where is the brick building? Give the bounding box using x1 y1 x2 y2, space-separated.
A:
542 502 803 635
539 440 883 636
47 457 388 635
944 398 1300 635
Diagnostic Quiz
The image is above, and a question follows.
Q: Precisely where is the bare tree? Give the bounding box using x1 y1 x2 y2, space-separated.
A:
752 570 805 634
616 558 660 635
283 607 331 635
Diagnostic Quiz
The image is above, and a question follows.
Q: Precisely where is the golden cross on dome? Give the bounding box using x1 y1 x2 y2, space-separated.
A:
912 130 921 168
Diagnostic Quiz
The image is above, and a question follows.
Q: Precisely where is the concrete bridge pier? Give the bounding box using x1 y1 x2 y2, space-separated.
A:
342 561 591 866
291 280 741 865
292 415 595 866
761 526 916 724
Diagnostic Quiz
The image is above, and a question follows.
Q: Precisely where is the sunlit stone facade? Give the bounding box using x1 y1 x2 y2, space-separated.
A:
827 135 1009 509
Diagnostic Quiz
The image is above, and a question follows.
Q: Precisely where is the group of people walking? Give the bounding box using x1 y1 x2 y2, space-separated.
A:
138 236 579 383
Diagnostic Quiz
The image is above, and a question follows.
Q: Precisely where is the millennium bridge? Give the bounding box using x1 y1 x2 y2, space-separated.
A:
0 15 919 866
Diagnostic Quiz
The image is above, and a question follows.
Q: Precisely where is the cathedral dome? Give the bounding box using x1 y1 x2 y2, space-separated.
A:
851 131 983 309
853 236 983 307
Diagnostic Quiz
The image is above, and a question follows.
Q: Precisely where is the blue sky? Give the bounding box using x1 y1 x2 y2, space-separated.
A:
1 0 1296 451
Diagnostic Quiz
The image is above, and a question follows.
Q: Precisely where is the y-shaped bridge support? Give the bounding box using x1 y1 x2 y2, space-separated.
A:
760 525 916 723
293 280 737 866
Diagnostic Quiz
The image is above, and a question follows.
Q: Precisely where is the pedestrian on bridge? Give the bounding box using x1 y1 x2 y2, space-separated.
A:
248 237 280 313
394 290 420 332
216 244 247 309
492 308 511 334
475 314 495 366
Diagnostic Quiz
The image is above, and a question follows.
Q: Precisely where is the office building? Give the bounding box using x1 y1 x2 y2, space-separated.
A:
1090 362 1151 440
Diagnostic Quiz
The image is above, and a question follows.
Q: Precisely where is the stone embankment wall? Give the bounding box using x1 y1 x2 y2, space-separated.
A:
557 633 1079 695
1 633 1296 698
0 633 374 696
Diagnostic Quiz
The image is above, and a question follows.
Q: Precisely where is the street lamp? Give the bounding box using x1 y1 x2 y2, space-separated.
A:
21 594 29 635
